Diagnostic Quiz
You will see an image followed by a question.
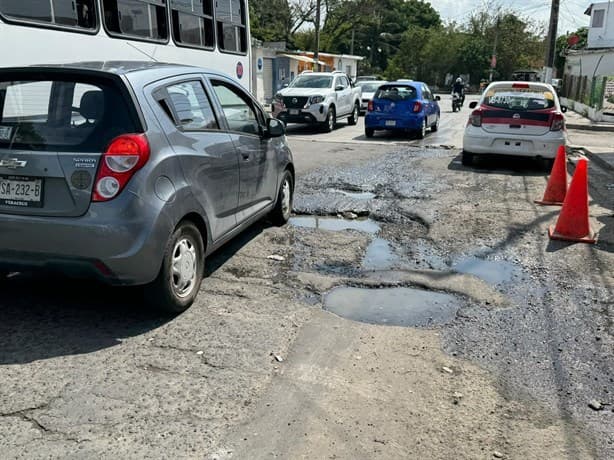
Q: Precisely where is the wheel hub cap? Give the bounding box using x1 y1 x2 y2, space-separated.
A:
172 238 197 297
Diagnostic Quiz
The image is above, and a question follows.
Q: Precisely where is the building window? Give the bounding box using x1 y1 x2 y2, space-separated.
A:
215 0 246 54
592 9 605 28
171 0 214 48
103 0 168 42
0 0 97 30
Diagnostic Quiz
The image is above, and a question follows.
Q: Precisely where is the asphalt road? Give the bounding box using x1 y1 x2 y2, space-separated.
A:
1 95 612 459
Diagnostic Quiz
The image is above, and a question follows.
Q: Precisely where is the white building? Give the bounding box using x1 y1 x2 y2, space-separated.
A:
586 2 614 48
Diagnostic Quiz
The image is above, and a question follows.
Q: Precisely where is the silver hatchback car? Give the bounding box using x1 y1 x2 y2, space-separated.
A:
0 62 294 313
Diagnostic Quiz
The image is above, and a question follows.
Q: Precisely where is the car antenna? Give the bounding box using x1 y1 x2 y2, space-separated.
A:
126 42 159 62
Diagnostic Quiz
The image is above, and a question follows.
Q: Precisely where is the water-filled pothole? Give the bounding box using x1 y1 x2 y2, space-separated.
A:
289 216 380 234
329 189 376 200
452 256 518 285
324 286 461 327
362 238 399 270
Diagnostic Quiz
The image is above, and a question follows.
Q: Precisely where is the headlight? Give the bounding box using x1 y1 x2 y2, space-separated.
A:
310 95 325 104
274 93 283 102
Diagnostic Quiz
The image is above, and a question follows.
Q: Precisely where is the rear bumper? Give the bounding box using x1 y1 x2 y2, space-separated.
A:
365 114 423 130
463 127 567 158
0 193 171 285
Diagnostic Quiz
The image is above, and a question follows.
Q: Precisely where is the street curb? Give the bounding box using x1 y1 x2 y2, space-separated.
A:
577 147 614 172
566 122 614 132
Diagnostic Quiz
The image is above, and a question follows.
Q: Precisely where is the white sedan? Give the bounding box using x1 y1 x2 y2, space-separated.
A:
462 81 567 166
356 80 387 114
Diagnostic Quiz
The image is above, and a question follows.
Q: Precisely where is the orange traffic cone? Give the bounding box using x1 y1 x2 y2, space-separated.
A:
535 145 567 205
548 158 596 244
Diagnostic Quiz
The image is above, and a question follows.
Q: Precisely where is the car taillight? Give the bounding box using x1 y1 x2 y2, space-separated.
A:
93 134 150 202
413 101 422 113
512 82 530 89
368 100 374 112
550 113 565 131
469 109 482 127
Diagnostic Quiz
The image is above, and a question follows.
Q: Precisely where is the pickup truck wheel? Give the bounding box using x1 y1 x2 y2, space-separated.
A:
321 107 336 132
347 103 359 125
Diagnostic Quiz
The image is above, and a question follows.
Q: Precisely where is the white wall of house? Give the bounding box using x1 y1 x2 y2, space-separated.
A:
566 49 614 76
587 2 614 48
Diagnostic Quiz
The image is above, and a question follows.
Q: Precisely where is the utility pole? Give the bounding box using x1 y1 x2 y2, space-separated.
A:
543 0 560 83
314 0 321 71
489 16 500 82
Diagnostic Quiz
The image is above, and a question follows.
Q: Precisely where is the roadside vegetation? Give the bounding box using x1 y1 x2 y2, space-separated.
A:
250 0 588 87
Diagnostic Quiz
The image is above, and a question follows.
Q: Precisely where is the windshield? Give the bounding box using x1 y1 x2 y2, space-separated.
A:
289 76 333 89
374 85 417 101
483 87 556 111
357 82 382 93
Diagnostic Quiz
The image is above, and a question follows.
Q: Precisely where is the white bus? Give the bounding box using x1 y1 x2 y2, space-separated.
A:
0 0 251 90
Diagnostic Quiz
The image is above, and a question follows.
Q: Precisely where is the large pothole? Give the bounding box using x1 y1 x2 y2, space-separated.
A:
324 286 463 327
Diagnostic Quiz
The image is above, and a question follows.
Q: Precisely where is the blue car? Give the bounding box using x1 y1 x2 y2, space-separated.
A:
364 81 441 139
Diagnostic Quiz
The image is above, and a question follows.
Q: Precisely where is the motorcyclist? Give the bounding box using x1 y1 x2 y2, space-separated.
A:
452 77 465 106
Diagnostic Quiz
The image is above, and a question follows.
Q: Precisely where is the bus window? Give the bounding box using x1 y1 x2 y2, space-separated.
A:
215 0 246 54
0 0 97 30
171 0 214 49
102 0 168 42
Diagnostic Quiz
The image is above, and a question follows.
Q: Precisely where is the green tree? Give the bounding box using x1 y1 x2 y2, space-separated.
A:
555 27 588 76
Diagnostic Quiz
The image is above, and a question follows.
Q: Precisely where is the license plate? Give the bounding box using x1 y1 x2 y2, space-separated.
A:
0 176 43 207
385 120 396 127
289 109 299 115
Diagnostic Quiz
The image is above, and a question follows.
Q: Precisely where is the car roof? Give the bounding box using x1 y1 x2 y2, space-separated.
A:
0 61 237 85
486 81 554 91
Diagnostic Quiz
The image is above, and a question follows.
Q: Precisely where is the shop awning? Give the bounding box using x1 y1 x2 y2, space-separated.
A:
281 54 328 67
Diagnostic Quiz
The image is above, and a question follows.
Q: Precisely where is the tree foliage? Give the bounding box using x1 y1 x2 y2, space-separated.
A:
250 1 548 85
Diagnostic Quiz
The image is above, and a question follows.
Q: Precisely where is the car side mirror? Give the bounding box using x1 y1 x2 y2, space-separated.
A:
266 118 285 138
469 101 478 109
561 105 568 113
335 85 345 91
435 95 441 101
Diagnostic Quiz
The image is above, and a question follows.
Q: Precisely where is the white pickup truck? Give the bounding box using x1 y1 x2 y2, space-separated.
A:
272 71 362 132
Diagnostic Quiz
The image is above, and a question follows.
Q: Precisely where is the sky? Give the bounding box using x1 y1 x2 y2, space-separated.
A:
431 0 592 35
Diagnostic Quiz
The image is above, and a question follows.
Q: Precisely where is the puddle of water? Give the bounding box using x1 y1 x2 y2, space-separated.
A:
329 189 376 200
324 287 461 327
289 216 380 234
362 238 399 270
452 256 518 285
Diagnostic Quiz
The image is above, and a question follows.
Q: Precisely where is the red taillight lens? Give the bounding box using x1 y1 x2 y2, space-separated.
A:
512 82 530 89
468 109 482 127
368 100 374 112
93 134 150 202
550 113 565 131
413 101 422 113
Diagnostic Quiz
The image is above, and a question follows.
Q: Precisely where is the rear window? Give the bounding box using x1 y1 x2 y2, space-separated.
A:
0 76 138 152
483 87 555 111
374 85 417 101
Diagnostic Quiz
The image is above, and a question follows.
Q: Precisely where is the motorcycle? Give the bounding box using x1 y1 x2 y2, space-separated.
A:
452 92 463 112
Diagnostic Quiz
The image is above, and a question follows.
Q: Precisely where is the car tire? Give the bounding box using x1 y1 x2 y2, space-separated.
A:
462 151 474 166
365 127 374 138
322 107 336 132
416 118 426 139
347 103 359 125
269 170 294 226
145 221 204 314
431 115 440 132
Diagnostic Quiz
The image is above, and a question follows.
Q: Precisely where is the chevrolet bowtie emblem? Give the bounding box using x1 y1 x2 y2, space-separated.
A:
0 158 28 168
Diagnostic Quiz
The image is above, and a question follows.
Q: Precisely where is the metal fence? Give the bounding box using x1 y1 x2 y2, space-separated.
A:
562 74 614 114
